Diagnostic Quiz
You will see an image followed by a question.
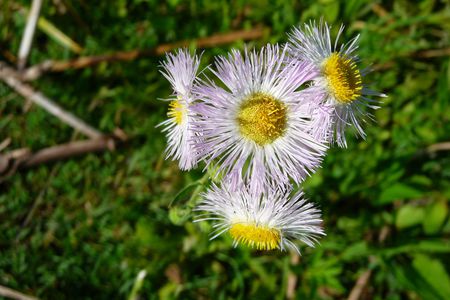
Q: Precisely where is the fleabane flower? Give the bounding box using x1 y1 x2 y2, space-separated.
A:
158 49 201 170
193 44 327 193
288 20 386 147
195 183 325 253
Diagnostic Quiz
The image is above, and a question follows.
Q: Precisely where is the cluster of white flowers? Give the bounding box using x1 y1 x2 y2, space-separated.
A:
158 21 385 253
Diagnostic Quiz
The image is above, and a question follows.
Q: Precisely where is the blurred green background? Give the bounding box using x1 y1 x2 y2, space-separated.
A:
1 0 450 299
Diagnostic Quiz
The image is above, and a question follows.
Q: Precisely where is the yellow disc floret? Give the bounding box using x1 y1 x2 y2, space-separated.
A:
229 223 281 250
236 93 287 146
322 52 363 104
167 98 185 125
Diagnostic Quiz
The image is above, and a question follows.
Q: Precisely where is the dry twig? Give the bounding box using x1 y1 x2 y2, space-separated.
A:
414 47 450 58
0 130 127 182
17 0 43 70
21 27 268 80
0 285 39 300
0 62 102 139
286 252 300 299
0 138 12 152
427 142 450 153
348 230 383 300
372 46 450 71
371 3 394 24
347 269 372 300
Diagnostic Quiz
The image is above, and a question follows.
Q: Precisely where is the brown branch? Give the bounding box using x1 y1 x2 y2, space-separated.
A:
1 47 17 64
0 138 12 152
414 47 450 58
427 142 450 153
286 252 300 299
21 26 268 80
0 285 39 300
371 3 394 24
372 47 450 71
347 269 372 300
0 62 102 139
24 138 115 167
0 130 127 182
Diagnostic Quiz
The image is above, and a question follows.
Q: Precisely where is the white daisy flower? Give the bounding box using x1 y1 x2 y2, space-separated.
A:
288 20 387 147
158 49 201 170
193 44 327 193
195 183 325 253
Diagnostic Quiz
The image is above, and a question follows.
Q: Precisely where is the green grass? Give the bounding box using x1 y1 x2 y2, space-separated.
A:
1 0 450 299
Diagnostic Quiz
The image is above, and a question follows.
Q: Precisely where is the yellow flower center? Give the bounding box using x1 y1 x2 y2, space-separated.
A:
322 52 363 104
229 223 281 250
236 93 287 146
167 99 185 125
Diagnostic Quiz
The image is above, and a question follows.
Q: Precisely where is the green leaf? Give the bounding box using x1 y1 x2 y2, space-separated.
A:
248 258 277 292
341 241 369 261
158 282 178 300
378 183 424 205
417 240 450 253
323 1 340 23
134 218 159 246
38 17 83 53
423 201 448 234
413 254 450 299
128 270 147 300
396 204 425 229
168 181 202 207
380 239 450 257
168 206 192 226
391 260 444 300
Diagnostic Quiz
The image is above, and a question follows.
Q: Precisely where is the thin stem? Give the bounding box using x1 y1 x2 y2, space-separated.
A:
187 172 210 207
